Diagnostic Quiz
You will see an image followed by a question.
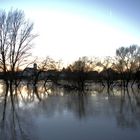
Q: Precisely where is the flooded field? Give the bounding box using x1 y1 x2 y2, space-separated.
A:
0 81 140 140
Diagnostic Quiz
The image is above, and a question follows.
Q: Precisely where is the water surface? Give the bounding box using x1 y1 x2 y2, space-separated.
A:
0 82 140 140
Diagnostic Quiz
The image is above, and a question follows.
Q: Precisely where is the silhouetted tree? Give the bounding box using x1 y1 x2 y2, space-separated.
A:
113 45 140 87
0 9 36 118
69 57 90 90
33 56 61 88
70 56 98 72
97 56 115 91
0 9 36 81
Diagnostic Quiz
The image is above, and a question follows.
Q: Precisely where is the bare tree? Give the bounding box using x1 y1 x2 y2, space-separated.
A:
0 9 36 81
70 56 98 72
113 45 140 87
0 9 37 118
31 56 61 87
97 56 115 91
97 56 113 71
38 56 60 71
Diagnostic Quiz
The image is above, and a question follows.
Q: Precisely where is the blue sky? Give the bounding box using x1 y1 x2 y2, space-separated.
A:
0 0 140 64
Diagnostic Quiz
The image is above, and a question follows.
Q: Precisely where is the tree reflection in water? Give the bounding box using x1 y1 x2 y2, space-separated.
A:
116 87 140 129
0 81 37 140
0 80 140 140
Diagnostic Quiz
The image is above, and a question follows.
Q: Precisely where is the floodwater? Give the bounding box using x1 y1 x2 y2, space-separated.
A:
0 81 140 140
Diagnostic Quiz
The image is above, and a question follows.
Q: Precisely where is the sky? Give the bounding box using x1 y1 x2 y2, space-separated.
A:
0 0 140 65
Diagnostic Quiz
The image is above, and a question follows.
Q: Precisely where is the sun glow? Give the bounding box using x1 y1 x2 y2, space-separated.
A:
25 9 140 66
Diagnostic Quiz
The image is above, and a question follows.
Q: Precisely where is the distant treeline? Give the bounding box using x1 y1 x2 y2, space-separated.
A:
0 45 140 89
0 9 140 90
